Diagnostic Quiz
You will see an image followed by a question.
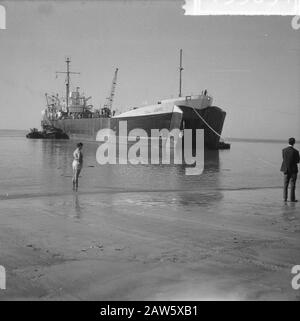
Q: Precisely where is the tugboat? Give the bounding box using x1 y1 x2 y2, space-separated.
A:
26 128 44 139
26 126 69 139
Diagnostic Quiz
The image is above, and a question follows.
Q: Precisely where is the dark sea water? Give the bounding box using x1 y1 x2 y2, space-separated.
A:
0 129 291 200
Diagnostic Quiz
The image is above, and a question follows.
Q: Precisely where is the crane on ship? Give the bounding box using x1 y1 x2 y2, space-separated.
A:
101 68 119 117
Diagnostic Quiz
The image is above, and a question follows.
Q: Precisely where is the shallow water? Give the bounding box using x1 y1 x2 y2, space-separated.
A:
0 130 289 199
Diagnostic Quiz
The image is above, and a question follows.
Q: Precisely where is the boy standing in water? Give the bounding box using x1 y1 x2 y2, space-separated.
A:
72 142 83 190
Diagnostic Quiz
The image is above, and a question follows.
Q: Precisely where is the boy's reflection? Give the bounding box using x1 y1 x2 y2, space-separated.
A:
73 193 82 219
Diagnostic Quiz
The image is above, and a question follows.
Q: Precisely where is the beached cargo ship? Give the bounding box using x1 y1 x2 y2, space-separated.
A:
40 53 228 149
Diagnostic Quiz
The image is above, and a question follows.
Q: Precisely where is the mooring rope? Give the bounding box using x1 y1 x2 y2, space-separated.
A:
191 106 224 139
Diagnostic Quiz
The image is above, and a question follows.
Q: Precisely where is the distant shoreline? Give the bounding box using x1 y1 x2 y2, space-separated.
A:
0 129 297 144
226 137 296 144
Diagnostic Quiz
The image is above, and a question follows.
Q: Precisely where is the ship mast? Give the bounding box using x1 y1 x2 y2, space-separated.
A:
179 49 184 97
56 57 80 113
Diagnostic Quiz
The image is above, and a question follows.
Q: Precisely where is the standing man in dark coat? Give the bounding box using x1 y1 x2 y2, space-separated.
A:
280 138 300 202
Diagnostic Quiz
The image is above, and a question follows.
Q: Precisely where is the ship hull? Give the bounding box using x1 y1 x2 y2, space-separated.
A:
49 106 226 149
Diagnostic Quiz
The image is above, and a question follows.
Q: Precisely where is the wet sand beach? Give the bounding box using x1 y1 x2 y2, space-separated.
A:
0 186 299 300
0 133 299 300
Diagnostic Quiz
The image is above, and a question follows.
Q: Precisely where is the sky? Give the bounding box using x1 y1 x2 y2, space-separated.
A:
0 0 299 140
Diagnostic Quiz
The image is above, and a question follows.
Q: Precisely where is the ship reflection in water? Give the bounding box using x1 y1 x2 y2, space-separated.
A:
36 136 223 219
175 149 222 208
39 138 223 217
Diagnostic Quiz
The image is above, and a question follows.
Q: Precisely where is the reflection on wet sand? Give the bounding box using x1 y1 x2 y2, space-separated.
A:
73 193 82 219
281 201 299 222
